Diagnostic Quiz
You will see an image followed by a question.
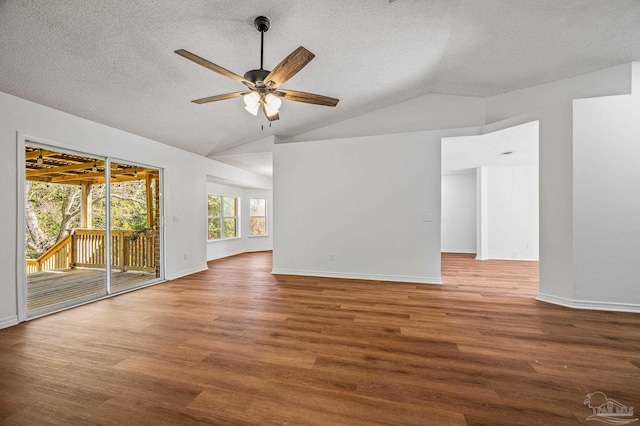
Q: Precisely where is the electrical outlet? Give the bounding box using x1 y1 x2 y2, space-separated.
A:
423 214 433 222
173 216 179 223
329 253 334 261
183 252 189 260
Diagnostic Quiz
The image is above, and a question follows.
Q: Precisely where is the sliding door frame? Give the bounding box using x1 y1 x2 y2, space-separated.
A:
16 132 165 321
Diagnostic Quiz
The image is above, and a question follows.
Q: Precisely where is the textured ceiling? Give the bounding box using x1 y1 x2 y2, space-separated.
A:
1 1 639 158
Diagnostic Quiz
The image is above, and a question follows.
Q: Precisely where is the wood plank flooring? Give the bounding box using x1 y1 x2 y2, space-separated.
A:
27 269 157 312
2 252 640 425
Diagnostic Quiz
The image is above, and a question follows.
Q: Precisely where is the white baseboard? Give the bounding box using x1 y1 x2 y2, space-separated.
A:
207 249 245 261
0 315 19 329
271 268 442 285
536 293 640 313
442 249 477 254
246 247 273 253
207 248 272 262
166 265 209 280
478 255 539 261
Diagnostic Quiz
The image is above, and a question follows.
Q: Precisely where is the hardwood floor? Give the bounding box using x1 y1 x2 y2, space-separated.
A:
1 252 639 425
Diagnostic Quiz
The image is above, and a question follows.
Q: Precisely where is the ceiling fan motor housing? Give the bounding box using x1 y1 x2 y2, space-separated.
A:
244 69 270 85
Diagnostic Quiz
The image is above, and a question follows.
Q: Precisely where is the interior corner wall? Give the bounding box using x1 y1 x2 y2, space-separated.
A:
483 104 575 302
486 164 539 261
206 182 273 261
0 90 270 328
441 172 476 253
573 93 640 309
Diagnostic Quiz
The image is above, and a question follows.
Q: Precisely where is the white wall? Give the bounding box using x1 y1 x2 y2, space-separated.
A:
0 91 271 328
273 127 480 284
441 172 476 253
486 165 539 261
573 91 640 309
485 63 633 123
206 182 273 260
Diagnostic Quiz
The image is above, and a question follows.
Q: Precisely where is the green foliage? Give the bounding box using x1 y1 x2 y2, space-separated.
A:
208 195 221 216
224 218 236 238
208 218 221 240
110 182 148 230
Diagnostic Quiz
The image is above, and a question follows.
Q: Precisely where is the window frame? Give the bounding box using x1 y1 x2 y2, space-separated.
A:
249 198 268 237
207 194 240 241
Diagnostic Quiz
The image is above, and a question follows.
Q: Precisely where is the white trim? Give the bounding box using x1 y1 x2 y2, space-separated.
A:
207 249 245 261
207 236 242 243
536 293 640 313
484 255 539 261
0 315 19 330
16 132 26 322
206 247 271 262
165 265 209 280
441 249 477 254
271 269 443 285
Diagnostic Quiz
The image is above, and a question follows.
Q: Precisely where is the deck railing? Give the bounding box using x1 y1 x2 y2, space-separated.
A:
27 234 73 274
27 229 158 274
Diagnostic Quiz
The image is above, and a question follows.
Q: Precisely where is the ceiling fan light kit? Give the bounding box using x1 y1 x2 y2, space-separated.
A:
175 15 338 122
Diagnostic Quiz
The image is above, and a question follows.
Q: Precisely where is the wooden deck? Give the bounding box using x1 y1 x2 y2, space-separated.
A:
27 268 158 313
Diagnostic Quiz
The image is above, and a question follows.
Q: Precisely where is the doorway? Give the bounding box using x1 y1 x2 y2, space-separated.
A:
22 142 163 318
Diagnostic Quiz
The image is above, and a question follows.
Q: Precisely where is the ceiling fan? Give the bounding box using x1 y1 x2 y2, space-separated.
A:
175 16 339 122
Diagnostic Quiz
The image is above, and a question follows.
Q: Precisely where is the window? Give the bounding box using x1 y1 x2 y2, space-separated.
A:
208 195 239 240
249 198 267 236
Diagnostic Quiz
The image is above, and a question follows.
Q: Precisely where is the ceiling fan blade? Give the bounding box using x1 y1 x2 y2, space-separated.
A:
175 49 248 84
278 89 339 107
264 46 315 88
262 104 280 122
192 91 250 104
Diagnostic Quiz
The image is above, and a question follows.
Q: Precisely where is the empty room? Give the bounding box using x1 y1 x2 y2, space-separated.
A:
1 1 640 425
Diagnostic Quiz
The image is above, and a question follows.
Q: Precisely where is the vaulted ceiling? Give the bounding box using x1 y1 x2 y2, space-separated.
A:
1 0 640 158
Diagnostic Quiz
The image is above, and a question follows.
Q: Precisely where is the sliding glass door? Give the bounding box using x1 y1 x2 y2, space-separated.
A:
24 143 163 318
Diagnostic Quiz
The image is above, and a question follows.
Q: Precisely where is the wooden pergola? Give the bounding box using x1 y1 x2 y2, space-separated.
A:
25 147 160 229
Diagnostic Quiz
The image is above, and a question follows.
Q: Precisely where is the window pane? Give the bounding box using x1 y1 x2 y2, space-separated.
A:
223 197 236 217
208 218 221 240
224 218 237 238
250 217 266 236
208 195 221 216
250 198 266 216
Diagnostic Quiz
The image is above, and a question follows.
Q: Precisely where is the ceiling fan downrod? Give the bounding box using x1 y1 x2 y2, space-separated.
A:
244 16 271 84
